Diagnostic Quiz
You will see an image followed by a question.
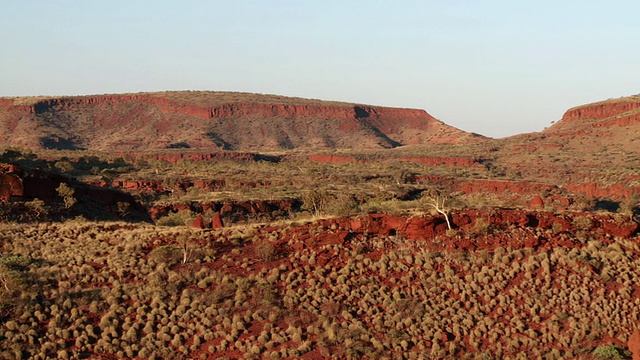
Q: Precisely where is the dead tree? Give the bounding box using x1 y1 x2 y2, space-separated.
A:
422 189 452 230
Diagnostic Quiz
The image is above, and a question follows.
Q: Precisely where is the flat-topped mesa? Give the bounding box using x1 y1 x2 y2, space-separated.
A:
553 95 640 129
0 91 475 151
1 94 432 121
562 99 640 121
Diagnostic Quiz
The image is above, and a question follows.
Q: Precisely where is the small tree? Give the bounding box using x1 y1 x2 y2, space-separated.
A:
55 183 77 209
178 235 193 264
302 189 331 217
0 264 16 291
421 189 452 230
116 201 131 219
25 198 48 220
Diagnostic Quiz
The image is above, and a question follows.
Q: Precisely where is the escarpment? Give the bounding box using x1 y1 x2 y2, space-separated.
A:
0 92 479 151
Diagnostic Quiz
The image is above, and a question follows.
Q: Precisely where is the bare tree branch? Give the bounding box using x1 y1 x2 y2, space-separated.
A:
422 190 452 230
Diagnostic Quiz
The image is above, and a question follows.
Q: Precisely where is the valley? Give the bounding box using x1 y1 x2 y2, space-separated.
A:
0 91 639 359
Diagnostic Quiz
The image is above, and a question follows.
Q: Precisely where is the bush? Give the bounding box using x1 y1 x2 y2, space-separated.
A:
592 345 627 359
326 193 360 217
254 240 277 262
55 183 77 209
25 199 48 220
470 218 491 236
155 211 196 226
54 161 75 173
619 194 639 220
148 246 183 266
301 190 331 217
572 216 593 230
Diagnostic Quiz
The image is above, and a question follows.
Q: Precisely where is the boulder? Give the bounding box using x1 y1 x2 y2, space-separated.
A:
529 196 545 209
191 214 205 229
211 212 224 229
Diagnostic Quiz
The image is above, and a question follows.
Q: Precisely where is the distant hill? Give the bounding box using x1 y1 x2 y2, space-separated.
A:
0 91 483 151
546 94 640 134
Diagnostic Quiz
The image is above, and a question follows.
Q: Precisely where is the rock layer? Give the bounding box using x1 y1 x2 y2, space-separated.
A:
0 92 479 151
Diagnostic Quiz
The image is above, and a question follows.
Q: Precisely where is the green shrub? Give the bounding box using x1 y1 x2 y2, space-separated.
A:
155 211 196 226
592 345 627 359
55 183 77 209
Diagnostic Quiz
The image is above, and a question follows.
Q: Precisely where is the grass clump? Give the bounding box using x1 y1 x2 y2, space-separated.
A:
591 345 628 359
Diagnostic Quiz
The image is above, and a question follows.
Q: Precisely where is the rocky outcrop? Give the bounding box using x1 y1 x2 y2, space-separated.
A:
549 96 640 131
0 163 145 220
561 100 640 122
149 199 300 222
312 209 638 251
563 181 639 199
0 173 23 200
529 196 544 209
16 95 438 126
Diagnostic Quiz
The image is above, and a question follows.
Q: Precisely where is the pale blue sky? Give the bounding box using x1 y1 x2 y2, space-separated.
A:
1 1 638 137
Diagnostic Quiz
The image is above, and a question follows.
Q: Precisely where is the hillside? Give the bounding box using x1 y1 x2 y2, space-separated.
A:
2 93 640 359
546 94 640 135
0 92 482 151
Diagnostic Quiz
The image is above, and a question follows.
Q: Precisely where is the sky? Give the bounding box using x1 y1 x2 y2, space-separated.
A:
1 1 639 138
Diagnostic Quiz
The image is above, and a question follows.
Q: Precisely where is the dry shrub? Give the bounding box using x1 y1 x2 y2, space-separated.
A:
254 239 277 262
326 193 360 217
301 189 331 217
0 255 30 293
470 217 491 236
155 211 196 227
572 216 593 231
572 196 596 211
148 246 182 266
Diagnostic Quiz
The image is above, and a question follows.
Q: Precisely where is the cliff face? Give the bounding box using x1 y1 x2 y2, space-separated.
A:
547 96 640 132
561 101 640 122
0 92 479 151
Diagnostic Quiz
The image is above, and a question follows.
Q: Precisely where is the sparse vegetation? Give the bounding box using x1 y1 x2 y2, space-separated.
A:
55 182 77 209
1 92 640 358
0 216 637 359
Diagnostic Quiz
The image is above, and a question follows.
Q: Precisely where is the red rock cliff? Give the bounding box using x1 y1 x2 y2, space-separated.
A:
0 92 478 151
554 97 640 129
19 94 431 122
562 100 640 121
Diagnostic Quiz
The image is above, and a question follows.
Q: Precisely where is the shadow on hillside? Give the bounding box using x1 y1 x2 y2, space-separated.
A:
40 136 86 151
